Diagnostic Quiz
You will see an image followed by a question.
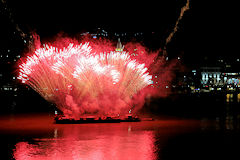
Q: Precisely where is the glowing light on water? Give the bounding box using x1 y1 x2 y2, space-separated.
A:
13 124 157 160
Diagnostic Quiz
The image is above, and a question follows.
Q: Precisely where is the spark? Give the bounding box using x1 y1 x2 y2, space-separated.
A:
18 41 155 119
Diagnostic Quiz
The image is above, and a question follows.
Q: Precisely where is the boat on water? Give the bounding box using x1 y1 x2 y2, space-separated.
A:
54 112 142 124
120 114 141 122
55 116 121 124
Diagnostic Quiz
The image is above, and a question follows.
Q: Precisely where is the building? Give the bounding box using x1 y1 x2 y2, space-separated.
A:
199 57 240 92
80 27 145 42
201 67 222 87
115 38 124 51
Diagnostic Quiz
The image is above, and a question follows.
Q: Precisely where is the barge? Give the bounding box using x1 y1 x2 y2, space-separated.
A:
54 114 141 124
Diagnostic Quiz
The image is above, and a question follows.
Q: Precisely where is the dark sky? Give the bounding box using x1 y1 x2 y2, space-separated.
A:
5 0 185 33
0 0 239 63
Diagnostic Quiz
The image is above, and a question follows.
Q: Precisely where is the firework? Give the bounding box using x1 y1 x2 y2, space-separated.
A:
18 39 174 119
164 0 190 52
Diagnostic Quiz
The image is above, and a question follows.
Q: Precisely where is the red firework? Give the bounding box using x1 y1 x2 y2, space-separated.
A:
17 37 175 119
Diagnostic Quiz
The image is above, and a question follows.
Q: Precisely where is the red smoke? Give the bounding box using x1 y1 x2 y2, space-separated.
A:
18 35 180 118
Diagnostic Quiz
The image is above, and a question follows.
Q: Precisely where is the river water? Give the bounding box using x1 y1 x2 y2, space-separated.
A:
0 113 240 160
1 92 240 159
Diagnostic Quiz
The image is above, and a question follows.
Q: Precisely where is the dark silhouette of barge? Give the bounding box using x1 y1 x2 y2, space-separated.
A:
54 115 141 124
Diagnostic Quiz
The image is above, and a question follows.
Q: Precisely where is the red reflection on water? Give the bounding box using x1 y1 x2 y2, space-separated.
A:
13 124 156 160
0 114 200 160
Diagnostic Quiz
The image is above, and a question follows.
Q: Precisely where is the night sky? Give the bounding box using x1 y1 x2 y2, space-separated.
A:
0 0 238 65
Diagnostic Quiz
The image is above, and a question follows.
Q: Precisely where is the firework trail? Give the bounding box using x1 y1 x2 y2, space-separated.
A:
165 0 190 48
0 0 34 49
1 0 24 37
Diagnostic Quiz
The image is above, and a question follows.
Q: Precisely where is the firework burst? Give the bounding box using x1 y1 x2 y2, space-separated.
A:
17 38 175 119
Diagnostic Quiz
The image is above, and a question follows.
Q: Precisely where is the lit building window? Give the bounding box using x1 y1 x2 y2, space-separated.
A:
224 77 227 82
